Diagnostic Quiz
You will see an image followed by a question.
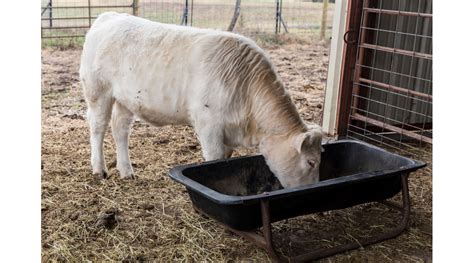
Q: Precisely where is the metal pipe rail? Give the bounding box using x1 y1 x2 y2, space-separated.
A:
195 174 412 262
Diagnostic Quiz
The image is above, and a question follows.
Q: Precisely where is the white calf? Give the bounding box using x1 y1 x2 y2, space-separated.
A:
80 12 323 188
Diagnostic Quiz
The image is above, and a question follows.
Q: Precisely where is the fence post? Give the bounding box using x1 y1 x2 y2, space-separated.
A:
181 0 189 25
275 0 279 34
320 0 329 39
190 0 194 26
48 0 53 28
227 0 241 31
133 0 140 16
278 0 282 33
88 0 92 27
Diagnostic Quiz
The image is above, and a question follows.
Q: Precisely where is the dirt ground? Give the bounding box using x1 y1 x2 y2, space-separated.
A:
41 40 432 262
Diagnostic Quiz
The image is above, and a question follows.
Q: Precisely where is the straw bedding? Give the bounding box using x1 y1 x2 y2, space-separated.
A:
41 39 432 261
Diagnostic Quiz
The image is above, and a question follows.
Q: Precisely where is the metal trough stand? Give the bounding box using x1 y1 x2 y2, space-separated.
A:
195 174 411 262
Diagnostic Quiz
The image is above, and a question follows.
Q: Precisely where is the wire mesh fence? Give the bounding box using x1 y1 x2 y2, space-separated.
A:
345 0 432 158
41 0 335 45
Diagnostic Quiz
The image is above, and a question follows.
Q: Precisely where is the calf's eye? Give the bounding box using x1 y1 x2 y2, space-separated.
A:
307 160 315 167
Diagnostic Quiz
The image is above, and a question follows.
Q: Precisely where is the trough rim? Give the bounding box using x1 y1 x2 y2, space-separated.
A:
168 139 426 205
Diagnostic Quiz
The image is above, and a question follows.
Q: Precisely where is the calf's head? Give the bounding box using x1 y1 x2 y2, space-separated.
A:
259 125 324 188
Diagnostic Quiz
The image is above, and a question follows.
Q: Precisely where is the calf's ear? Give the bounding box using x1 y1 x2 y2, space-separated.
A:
291 132 311 154
291 125 324 154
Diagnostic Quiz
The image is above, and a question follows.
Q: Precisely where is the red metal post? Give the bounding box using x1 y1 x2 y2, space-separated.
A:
335 0 365 137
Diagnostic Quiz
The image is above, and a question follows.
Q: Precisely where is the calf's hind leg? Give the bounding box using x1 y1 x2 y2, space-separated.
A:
111 102 135 179
85 93 114 179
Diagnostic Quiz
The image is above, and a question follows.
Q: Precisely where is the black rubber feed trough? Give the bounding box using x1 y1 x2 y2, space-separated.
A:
169 140 425 262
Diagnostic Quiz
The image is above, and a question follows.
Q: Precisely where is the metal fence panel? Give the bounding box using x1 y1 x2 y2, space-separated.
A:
41 0 335 43
344 0 432 157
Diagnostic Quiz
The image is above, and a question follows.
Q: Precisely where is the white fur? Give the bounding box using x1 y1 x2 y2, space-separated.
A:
80 12 323 187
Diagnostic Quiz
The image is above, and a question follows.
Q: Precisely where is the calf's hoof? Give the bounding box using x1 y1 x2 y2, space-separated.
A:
118 166 135 180
120 173 136 180
93 170 108 180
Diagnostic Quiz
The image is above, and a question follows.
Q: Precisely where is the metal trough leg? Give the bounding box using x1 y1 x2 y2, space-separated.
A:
235 174 411 262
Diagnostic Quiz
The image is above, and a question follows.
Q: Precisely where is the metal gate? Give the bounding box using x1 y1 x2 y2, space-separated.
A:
337 0 432 156
41 0 138 40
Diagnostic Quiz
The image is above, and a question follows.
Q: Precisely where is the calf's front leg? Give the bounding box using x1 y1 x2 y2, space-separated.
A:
195 124 226 161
